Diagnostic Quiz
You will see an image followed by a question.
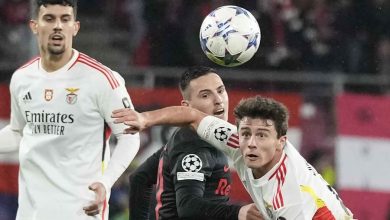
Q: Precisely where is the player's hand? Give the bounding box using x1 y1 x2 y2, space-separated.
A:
238 203 264 220
83 182 106 216
112 108 146 134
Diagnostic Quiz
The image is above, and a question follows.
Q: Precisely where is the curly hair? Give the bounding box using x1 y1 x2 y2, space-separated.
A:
233 96 289 138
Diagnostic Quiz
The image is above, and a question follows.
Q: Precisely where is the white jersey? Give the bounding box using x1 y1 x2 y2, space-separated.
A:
9 50 140 220
197 116 353 220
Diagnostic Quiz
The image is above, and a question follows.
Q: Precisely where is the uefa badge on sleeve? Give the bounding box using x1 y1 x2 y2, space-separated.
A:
214 127 231 141
65 88 79 105
181 154 203 172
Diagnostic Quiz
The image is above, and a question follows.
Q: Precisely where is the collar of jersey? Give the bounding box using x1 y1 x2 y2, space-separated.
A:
38 49 79 75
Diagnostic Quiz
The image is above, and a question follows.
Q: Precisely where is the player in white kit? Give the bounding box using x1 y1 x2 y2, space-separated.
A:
112 96 354 220
0 1 140 219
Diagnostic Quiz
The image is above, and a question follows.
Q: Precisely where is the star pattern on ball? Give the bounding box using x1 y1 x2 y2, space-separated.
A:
247 33 260 48
223 52 241 66
232 6 250 17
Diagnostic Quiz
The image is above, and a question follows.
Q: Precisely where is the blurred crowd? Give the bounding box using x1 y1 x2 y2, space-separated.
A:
106 0 390 75
1 0 389 75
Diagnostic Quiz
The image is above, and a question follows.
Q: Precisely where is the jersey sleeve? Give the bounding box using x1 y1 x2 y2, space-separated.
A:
0 125 22 153
9 74 26 133
129 146 164 220
172 146 215 183
171 146 241 219
96 71 140 191
0 74 25 152
196 116 241 161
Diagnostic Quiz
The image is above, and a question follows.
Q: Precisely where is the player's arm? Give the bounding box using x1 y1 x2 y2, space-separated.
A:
84 71 140 216
0 75 25 153
112 106 206 133
0 125 22 153
97 72 140 191
129 146 164 220
172 147 242 220
112 107 240 159
176 184 242 219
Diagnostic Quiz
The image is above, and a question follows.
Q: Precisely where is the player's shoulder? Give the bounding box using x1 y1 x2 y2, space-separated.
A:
13 56 40 75
169 127 214 154
74 52 124 89
11 56 40 85
174 127 211 146
284 142 309 171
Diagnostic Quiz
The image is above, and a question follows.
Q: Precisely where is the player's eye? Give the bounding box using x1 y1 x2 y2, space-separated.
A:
201 93 209 98
240 131 251 139
43 16 54 22
62 16 71 22
256 132 267 138
217 87 225 94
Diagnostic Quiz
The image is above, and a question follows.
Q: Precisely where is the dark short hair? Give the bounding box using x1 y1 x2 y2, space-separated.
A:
179 66 219 99
33 0 78 18
233 96 289 138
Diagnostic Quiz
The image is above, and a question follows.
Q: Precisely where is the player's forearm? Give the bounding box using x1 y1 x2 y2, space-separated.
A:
142 106 207 130
98 133 140 190
177 193 241 219
129 173 154 219
129 147 163 219
0 125 22 153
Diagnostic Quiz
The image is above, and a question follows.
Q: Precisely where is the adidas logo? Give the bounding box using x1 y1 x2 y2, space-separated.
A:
23 92 32 102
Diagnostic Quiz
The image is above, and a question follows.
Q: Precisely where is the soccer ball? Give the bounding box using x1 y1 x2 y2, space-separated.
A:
199 5 261 67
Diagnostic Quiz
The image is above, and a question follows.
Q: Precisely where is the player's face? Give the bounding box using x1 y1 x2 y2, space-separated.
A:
184 73 229 121
238 117 286 178
30 4 79 56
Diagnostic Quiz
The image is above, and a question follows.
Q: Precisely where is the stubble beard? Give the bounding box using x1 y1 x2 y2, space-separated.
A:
48 44 66 55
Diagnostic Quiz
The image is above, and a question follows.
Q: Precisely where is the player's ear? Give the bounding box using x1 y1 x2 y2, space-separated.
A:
73 21 80 36
29 20 38 35
278 136 287 150
181 100 189 107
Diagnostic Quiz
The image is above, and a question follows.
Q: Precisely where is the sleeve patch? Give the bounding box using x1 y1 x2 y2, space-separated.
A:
214 126 231 141
181 154 202 172
177 172 205 181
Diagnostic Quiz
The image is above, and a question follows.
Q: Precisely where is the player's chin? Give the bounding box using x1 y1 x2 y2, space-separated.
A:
48 45 66 55
244 157 261 168
213 112 227 121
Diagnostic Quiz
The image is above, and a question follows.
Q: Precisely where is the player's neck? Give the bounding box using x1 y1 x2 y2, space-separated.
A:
40 49 74 72
252 150 283 179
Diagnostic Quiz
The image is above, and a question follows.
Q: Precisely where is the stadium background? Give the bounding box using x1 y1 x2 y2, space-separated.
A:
0 0 389 219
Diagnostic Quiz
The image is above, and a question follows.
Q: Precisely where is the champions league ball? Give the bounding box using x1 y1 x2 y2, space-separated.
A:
199 5 261 67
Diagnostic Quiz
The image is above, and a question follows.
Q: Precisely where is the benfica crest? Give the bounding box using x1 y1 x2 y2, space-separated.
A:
65 88 79 104
44 89 53 101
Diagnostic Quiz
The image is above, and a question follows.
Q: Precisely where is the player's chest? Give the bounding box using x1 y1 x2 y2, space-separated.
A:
16 77 99 116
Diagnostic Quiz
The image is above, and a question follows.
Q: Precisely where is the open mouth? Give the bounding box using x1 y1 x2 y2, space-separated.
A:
51 34 64 45
213 108 225 117
245 154 258 161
